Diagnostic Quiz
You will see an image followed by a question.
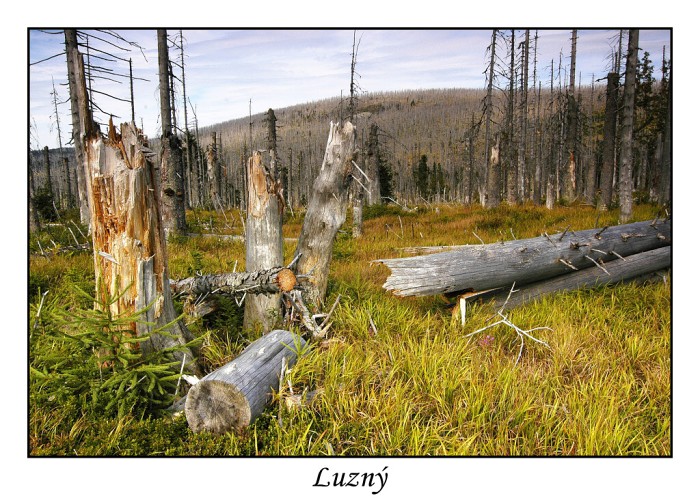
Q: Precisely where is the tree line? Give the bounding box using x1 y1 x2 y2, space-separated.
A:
30 29 671 234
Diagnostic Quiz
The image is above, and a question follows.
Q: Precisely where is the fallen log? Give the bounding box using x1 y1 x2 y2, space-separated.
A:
185 329 306 434
376 219 670 297
171 267 297 297
464 246 670 311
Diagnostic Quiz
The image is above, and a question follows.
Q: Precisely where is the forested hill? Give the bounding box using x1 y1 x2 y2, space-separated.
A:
197 88 488 205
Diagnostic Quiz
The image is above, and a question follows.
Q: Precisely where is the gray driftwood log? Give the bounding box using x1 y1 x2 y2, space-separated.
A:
377 219 670 297
185 329 306 434
470 246 670 311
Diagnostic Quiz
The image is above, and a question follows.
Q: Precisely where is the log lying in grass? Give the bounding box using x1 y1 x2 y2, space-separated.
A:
185 329 306 434
171 267 297 297
467 246 670 311
376 219 670 297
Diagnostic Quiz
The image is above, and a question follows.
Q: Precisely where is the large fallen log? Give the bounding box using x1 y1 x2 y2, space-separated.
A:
465 246 670 311
185 329 306 434
376 219 670 297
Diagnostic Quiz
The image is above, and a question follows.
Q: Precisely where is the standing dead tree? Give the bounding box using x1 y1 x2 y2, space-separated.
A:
65 29 93 227
85 120 200 374
292 121 357 307
244 146 284 331
158 29 187 237
619 29 639 224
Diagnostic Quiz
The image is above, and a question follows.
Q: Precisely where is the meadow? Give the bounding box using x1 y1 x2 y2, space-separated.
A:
28 202 670 456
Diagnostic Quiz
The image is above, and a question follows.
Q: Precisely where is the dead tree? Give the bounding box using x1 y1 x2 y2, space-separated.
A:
85 120 200 374
243 148 284 331
293 121 357 307
485 133 501 208
563 29 578 202
64 29 92 227
482 29 498 206
377 219 670 297
598 72 620 211
157 29 187 237
172 267 296 297
619 29 639 223
367 123 381 205
206 132 221 207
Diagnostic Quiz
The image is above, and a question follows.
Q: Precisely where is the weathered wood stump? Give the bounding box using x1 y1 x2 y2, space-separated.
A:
185 330 306 434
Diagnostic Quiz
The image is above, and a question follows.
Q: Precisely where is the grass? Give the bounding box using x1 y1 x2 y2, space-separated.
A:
28 201 670 456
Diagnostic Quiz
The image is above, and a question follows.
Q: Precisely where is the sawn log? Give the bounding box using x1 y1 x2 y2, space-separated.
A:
185 329 306 434
376 219 670 297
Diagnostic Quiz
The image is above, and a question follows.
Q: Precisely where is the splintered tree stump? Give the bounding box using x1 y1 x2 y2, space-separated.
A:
185 330 305 434
377 219 670 297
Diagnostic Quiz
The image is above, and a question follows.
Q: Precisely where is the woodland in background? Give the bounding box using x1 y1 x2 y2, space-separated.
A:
30 30 671 225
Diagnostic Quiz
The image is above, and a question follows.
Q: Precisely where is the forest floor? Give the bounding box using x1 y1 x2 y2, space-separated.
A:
28 201 670 455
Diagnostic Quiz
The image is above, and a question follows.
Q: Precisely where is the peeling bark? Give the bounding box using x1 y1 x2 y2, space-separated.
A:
293 121 357 307
244 150 284 331
377 219 670 297
172 267 296 296
85 121 199 374
467 246 670 311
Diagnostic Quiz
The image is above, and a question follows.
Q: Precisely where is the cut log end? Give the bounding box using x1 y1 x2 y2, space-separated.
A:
185 380 252 434
276 268 297 292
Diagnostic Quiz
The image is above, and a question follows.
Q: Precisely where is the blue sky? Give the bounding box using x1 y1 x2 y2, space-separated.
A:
29 28 671 149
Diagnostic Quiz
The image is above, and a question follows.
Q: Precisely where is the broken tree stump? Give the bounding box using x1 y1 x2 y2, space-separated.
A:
85 120 199 374
376 219 670 297
244 150 284 331
185 329 306 434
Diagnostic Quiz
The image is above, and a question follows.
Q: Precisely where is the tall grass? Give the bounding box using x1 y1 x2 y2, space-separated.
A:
29 202 670 455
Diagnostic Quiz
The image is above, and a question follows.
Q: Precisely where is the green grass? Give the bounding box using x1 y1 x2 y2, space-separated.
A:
28 202 670 455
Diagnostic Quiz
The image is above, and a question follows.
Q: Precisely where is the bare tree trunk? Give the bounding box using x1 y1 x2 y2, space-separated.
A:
185 330 305 433
293 121 357 307
659 86 671 206
86 121 200 374
563 29 578 202
482 30 497 206
158 29 187 237
619 29 639 223
243 150 284 332
506 30 517 206
519 29 529 202
485 134 501 209
64 29 92 227
367 123 381 205
206 133 221 208
29 151 40 231
598 73 619 210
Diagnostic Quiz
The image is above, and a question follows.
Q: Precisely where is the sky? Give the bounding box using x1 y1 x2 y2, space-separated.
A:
28 28 671 149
